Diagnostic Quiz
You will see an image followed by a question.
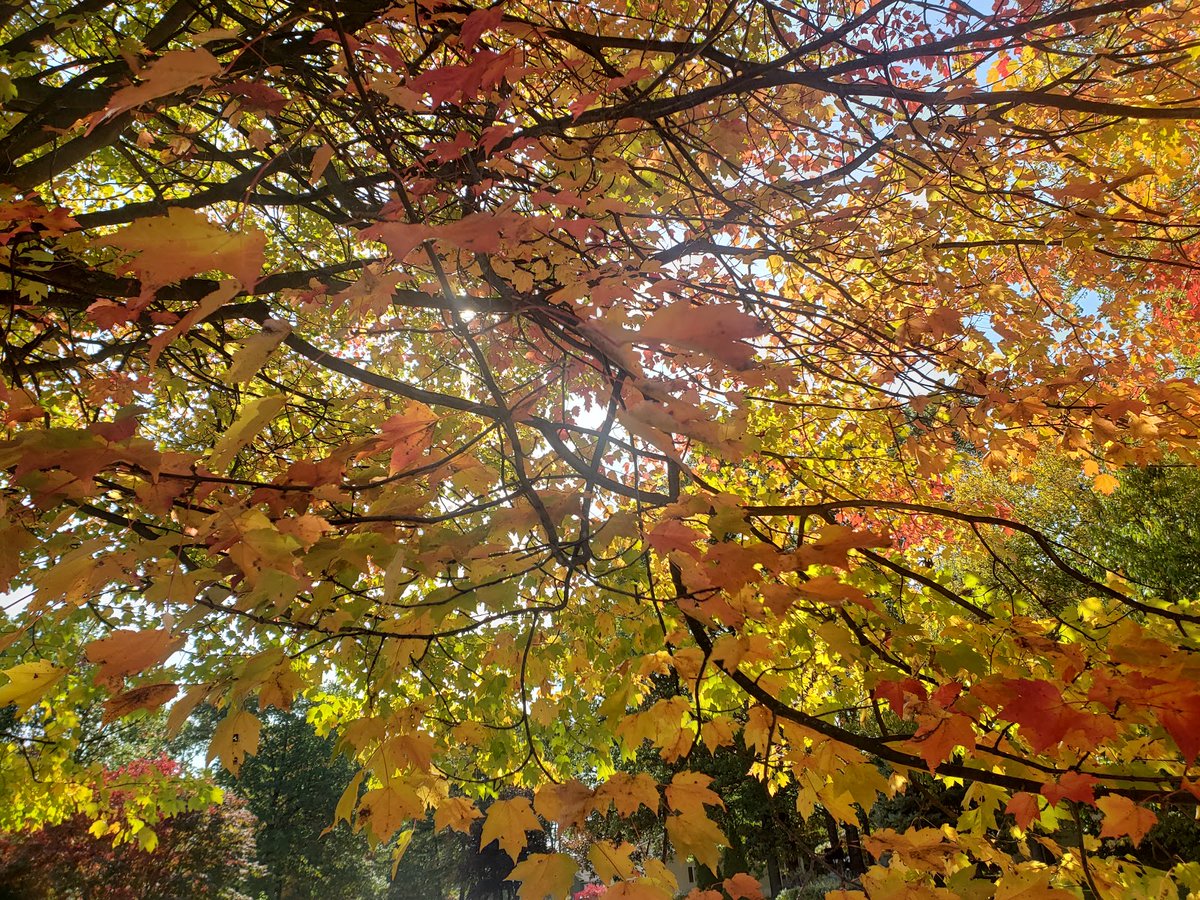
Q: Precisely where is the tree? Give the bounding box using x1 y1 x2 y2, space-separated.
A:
5 0 1200 895
0 757 259 899
201 704 393 900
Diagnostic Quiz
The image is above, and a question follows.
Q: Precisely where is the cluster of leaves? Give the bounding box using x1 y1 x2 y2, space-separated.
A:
0 756 259 899
5 0 1200 896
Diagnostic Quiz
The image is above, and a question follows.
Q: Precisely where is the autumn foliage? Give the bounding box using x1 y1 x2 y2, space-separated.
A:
0 757 257 898
5 0 1200 896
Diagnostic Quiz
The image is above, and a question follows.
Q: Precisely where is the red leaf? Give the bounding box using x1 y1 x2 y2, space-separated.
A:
1041 772 1098 807
1161 694 1200 763
1006 792 1039 830
461 6 504 50
910 713 975 770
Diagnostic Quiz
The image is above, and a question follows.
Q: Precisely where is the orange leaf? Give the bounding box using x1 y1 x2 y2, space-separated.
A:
723 873 764 899
1097 795 1157 846
1005 792 1040 831
535 779 595 827
434 796 482 833
99 208 265 305
636 302 766 370
87 49 222 131
85 628 182 688
102 682 178 724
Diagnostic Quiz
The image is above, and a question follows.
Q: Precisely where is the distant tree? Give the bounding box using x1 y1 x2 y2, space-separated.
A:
0 757 258 899
206 705 391 900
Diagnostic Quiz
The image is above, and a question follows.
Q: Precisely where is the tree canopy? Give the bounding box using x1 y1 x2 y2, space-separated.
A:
5 0 1200 896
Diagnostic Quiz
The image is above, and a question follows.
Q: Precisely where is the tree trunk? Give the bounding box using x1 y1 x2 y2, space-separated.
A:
766 845 783 897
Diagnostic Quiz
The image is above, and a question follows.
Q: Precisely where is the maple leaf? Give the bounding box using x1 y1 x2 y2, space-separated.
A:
480 796 542 861
372 731 437 775
209 394 287 472
507 852 577 900
357 784 425 842
1097 795 1157 846
101 683 178 724
534 779 595 827
461 6 505 50
981 679 1115 752
84 628 183 689
665 812 727 873
434 796 481 833
149 278 241 367
589 840 637 883
99 208 266 304
606 883 674 900
665 772 725 818
795 524 892 569
1160 692 1200 763
257 664 304 711
1040 772 1097 807
595 772 660 817
635 302 766 370
797 574 875 610
369 403 438 474
909 713 976 770
87 49 222 131
1005 792 1040 831
207 708 261 775
222 79 289 115
722 873 764 900
0 661 67 715
224 320 292 384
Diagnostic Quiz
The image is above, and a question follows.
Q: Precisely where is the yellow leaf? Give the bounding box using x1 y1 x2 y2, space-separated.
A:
1093 473 1120 495
166 683 212 737
665 811 727 872
665 771 724 818
0 661 67 714
358 783 424 842
224 321 292 385
595 772 660 817
309 143 335 185
480 796 542 862
701 715 736 748
641 859 678 894
507 852 577 900
535 779 595 827
589 840 637 883
134 825 159 852
332 770 365 827
391 828 414 876
606 879 675 899
208 708 261 775
257 664 304 711
209 394 287 471
371 731 436 776
149 278 241 367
